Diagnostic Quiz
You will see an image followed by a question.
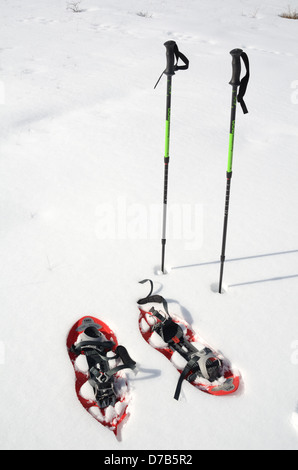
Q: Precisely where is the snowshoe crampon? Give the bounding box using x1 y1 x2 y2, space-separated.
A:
67 316 136 436
137 280 240 400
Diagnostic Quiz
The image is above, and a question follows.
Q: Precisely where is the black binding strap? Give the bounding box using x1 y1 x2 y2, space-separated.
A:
237 51 250 114
174 356 199 401
71 339 115 355
138 279 170 316
71 330 136 408
72 341 136 377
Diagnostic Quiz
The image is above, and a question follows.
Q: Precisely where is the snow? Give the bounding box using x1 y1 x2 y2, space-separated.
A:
0 0 298 450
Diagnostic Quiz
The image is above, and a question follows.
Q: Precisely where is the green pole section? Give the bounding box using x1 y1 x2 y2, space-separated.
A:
165 112 170 159
227 114 236 173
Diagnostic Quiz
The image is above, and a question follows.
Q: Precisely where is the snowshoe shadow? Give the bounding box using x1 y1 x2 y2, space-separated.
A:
166 298 194 326
130 366 161 381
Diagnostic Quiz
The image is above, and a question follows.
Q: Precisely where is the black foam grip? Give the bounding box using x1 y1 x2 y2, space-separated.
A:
229 48 243 86
164 40 177 76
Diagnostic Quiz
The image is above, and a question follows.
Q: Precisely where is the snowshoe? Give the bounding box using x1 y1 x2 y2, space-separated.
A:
67 316 136 436
137 280 240 400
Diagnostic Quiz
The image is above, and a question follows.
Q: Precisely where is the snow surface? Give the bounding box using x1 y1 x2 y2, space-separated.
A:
0 0 298 450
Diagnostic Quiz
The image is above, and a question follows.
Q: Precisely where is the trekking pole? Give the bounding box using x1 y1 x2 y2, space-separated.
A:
218 48 250 293
154 41 189 274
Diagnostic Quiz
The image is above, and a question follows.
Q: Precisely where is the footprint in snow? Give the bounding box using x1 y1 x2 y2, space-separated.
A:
246 45 295 57
18 16 57 25
167 31 215 45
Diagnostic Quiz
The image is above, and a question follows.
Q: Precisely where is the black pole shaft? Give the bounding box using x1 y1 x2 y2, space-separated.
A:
218 84 238 293
161 75 172 274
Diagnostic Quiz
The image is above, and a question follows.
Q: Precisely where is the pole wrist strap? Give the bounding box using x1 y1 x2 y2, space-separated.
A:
237 52 250 114
173 43 189 71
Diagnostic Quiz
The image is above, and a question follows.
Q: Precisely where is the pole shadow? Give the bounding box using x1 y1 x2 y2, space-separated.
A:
166 298 194 326
129 367 161 382
228 273 298 288
172 249 298 271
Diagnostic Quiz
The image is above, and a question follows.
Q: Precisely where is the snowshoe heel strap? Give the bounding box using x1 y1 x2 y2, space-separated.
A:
174 352 222 400
198 353 221 381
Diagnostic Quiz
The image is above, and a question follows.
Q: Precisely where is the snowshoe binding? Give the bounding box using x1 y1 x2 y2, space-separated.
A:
67 316 136 436
137 280 240 400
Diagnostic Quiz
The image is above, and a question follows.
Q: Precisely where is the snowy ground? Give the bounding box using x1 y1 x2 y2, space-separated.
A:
1 0 298 450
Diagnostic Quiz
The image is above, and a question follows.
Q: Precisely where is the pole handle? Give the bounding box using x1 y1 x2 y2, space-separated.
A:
229 48 243 87
164 40 177 76
154 41 189 88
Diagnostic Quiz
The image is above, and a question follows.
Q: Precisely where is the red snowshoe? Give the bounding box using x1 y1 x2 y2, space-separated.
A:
137 280 240 400
67 316 136 436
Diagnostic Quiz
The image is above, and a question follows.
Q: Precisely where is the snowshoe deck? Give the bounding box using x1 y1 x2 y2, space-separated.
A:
137 280 240 399
67 316 136 436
